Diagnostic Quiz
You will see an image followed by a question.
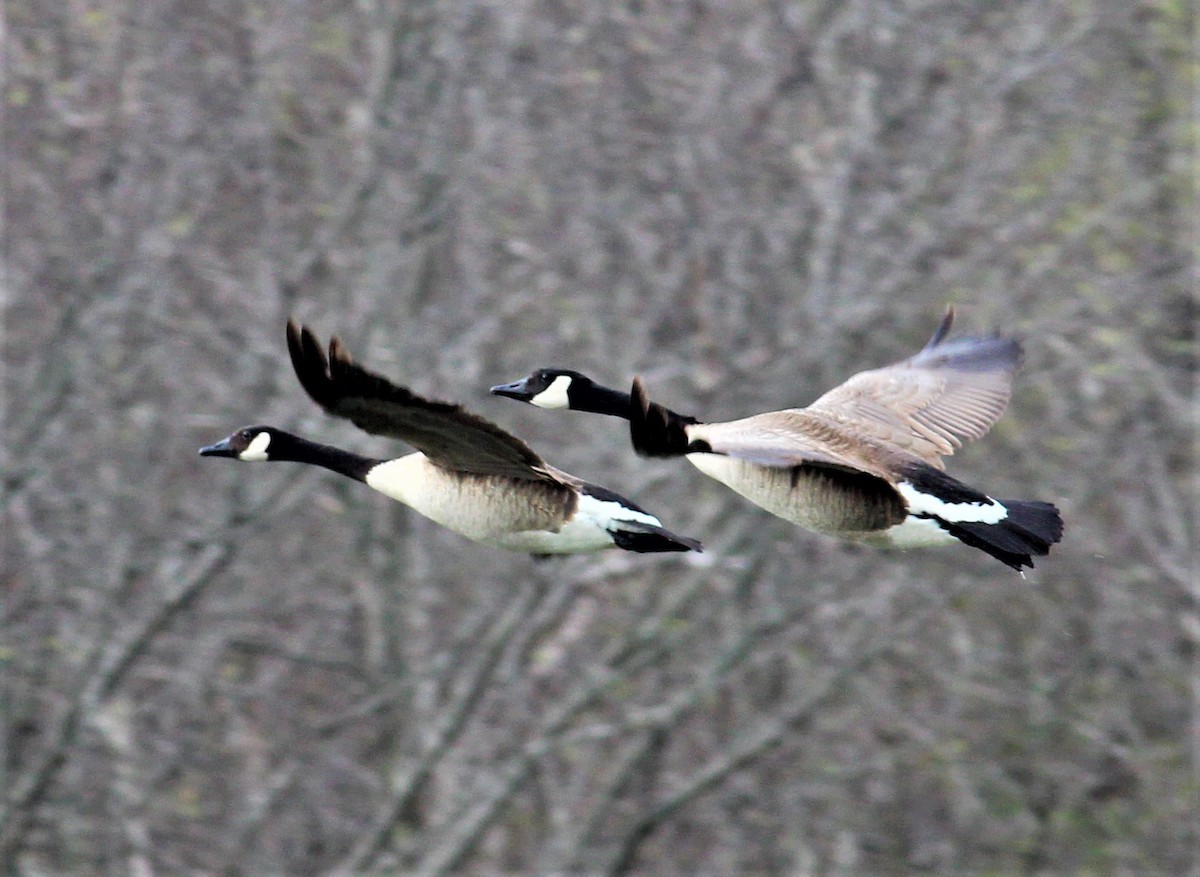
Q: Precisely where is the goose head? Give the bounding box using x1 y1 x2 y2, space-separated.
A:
490 368 595 410
199 426 284 462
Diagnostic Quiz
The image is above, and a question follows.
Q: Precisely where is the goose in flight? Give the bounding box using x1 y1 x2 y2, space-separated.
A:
200 321 702 556
491 308 1062 570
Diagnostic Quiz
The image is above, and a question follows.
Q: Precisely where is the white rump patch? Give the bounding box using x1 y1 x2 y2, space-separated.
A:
896 481 1007 524
881 515 958 548
239 431 272 461
577 493 662 529
494 493 665 554
530 375 573 409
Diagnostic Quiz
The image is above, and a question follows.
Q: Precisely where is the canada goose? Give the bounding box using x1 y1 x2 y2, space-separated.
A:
491 308 1063 570
199 321 702 556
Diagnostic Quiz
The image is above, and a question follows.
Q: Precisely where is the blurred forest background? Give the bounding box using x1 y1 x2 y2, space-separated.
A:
4 1 1195 874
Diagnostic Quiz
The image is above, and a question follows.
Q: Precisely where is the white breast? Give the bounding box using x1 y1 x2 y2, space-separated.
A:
363 453 433 508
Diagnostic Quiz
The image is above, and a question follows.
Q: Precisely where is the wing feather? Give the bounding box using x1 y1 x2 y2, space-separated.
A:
687 412 896 479
805 308 1022 464
287 320 562 483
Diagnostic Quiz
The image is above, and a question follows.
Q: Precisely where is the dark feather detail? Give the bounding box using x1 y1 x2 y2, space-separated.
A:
901 461 1063 570
922 305 956 349
933 500 1063 571
610 521 703 553
899 461 993 506
580 482 651 515
286 319 561 483
629 377 698 458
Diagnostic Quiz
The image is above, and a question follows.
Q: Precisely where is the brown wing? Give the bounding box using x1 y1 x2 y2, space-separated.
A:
686 412 890 476
804 308 1022 465
630 376 895 478
287 320 563 483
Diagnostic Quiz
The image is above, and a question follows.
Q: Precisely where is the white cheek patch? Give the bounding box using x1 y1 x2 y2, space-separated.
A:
896 481 1007 524
239 431 272 462
530 375 572 409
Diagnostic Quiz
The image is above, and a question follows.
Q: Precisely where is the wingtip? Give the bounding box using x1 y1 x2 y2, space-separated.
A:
285 317 304 364
329 335 350 365
628 376 695 458
925 305 955 349
668 532 705 553
630 376 649 414
286 319 341 409
300 324 328 370
629 376 651 457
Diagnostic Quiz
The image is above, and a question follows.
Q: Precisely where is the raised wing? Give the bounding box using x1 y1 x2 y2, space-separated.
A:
287 320 561 483
805 307 1021 465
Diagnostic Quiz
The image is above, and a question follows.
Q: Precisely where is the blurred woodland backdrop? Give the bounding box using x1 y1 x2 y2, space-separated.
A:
3 1 1195 875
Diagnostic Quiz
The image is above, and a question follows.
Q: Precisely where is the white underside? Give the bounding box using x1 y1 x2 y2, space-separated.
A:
872 514 959 548
487 493 666 554
685 452 735 481
365 454 663 554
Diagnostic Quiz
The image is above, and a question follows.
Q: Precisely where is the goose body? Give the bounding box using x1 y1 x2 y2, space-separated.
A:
199 321 702 556
491 308 1063 570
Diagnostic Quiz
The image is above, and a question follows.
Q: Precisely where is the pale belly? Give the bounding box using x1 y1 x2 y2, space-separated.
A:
855 514 958 548
483 521 615 554
363 454 637 554
684 452 951 547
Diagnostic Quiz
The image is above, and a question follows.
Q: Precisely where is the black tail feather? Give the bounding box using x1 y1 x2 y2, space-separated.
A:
934 500 1063 571
998 499 1064 551
611 520 703 554
899 462 1063 571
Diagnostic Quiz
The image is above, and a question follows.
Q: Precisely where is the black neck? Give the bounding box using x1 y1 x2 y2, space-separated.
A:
579 382 697 426
575 383 635 418
271 433 382 483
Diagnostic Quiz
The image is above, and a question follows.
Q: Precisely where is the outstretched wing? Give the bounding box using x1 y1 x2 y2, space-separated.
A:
630 377 888 477
683 412 894 475
805 307 1021 465
287 319 561 483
